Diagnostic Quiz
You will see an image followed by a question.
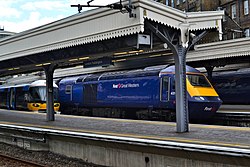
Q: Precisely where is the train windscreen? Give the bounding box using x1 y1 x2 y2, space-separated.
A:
30 87 59 102
187 74 211 87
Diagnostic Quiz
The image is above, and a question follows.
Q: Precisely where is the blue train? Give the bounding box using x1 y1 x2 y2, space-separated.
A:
212 69 250 104
59 65 222 120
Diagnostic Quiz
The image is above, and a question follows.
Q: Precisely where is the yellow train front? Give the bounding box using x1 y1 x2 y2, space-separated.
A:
0 80 60 112
160 65 222 120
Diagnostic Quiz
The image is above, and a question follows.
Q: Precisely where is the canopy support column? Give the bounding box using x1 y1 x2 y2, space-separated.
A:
146 21 208 132
43 64 57 121
174 45 189 132
205 66 214 81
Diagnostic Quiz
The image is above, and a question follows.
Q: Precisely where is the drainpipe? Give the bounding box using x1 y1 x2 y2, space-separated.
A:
238 0 242 37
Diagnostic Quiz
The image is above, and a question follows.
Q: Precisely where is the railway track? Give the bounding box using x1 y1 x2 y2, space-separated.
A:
0 153 46 167
209 105 250 127
213 111 250 127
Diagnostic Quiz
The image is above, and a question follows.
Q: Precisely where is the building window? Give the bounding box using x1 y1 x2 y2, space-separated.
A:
183 0 186 2
223 8 227 22
171 0 174 7
232 32 236 39
231 4 236 19
244 28 250 37
244 0 249 15
224 35 228 40
177 0 180 5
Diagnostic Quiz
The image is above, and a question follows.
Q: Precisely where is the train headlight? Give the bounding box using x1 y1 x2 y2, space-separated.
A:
194 96 205 101
32 103 40 107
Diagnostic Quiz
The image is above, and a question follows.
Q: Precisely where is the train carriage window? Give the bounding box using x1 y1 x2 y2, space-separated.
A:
53 88 59 102
65 85 72 94
16 87 27 110
187 74 211 87
10 88 15 109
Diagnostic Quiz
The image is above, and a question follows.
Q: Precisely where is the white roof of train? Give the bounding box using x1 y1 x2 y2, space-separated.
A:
0 80 58 88
30 80 58 88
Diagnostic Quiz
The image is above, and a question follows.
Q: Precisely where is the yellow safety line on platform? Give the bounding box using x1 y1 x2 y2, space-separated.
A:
0 121 249 149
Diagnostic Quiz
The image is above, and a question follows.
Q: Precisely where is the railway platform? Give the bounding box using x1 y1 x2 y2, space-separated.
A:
0 109 249 167
219 104 250 112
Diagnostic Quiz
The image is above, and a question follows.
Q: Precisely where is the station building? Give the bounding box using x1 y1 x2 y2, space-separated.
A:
156 0 250 40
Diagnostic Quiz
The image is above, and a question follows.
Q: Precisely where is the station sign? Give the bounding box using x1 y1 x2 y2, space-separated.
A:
138 34 150 45
137 34 151 49
83 57 113 68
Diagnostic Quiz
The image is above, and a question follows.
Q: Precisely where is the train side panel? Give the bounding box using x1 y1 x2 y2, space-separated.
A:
72 83 84 106
58 65 222 120
59 77 85 114
59 77 78 106
95 76 160 108
0 85 32 110
212 73 250 104
0 88 8 109
59 82 74 112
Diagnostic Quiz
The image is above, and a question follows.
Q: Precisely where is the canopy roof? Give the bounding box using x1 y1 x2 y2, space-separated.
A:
0 0 223 61
0 0 223 77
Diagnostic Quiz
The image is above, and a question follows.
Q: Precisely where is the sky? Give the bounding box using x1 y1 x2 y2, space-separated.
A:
0 0 119 33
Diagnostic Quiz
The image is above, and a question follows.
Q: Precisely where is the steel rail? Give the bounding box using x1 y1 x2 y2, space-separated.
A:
0 153 46 167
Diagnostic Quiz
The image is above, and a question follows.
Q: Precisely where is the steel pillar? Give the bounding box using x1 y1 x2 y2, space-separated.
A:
146 21 208 132
43 64 56 121
205 66 214 81
174 46 189 132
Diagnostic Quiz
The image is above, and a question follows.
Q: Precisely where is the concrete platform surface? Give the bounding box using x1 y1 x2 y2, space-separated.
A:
0 109 249 150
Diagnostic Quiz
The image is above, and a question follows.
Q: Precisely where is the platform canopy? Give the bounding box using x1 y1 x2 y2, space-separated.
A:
187 37 250 62
0 0 223 77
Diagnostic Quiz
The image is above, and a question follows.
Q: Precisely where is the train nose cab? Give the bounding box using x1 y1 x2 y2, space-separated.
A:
159 65 222 120
186 73 222 119
27 80 60 112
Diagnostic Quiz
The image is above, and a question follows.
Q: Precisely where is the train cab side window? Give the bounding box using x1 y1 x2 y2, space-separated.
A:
161 76 170 101
172 77 175 90
162 76 169 91
65 85 72 94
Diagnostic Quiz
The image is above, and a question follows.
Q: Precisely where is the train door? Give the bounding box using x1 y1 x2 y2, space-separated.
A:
9 88 16 110
160 76 170 102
